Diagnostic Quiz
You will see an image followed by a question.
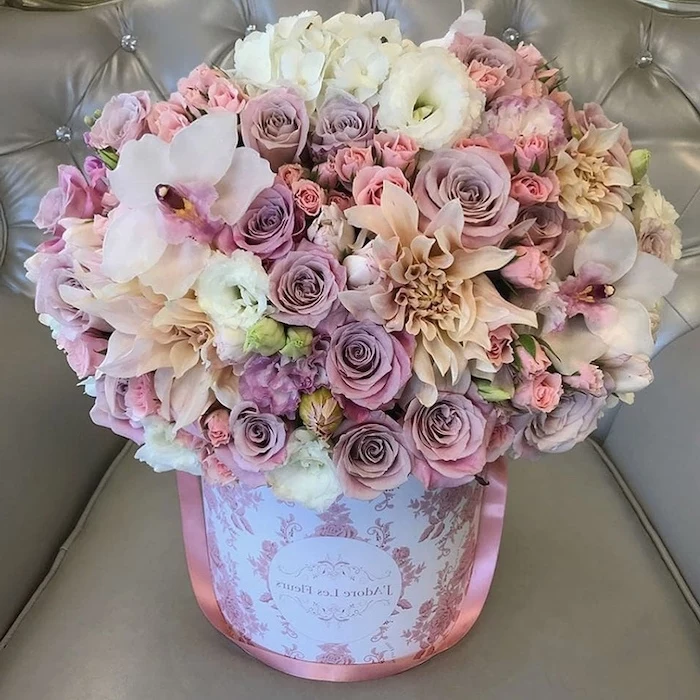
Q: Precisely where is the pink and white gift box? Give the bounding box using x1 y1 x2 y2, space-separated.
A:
177 460 507 681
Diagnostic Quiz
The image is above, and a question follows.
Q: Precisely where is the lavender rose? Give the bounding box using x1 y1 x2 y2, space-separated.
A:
232 182 295 260
333 413 413 500
414 147 519 248
219 401 287 473
268 241 347 328
449 34 534 100
404 392 492 488
514 390 606 456
327 321 414 413
34 165 101 235
90 376 145 445
509 203 571 256
86 91 151 151
310 92 375 163
240 87 309 171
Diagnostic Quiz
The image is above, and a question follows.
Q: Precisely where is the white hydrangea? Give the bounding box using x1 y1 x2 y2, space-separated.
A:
376 46 485 151
323 12 402 44
195 250 269 334
134 416 202 476
267 429 342 512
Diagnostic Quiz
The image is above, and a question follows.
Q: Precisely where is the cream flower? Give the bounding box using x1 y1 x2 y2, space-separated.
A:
135 416 202 476
376 47 485 151
323 11 402 44
555 123 633 229
267 428 342 512
342 183 536 405
632 179 682 264
195 250 269 334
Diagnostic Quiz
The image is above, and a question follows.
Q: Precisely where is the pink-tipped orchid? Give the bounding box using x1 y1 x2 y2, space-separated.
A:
103 111 274 300
545 214 676 373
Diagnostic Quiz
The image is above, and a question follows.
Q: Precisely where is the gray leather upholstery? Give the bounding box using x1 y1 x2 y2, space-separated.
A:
1 443 699 699
0 0 699 692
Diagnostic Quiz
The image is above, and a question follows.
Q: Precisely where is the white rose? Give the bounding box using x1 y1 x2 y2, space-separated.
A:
307 203 355 258
195 250 269 334
267 429 342 512
135 416 202 476
376 47 485 150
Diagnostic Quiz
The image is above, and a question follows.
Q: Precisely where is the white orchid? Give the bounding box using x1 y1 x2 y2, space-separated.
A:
103 111 274 300
545 214 676 373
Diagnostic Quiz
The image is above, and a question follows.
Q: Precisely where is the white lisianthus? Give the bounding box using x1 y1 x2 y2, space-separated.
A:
234 12 330 101
135 416 202 476
324 36 404 104
376 47 485 150
267 429 342 512
195 250 269 334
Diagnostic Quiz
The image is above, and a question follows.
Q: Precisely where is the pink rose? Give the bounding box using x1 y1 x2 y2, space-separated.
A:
278 163 307 188
516 43 545 68
268 241 347 328
404 392 492 487
373 132 419 177
352 166 410 206
34 165 101 235
313 159 339 189
515 338 552 377
86 91 151 151
333 146 374 187
240 87 309 170
122 373 160 421
207 77 247 114
292 179 325 217
467 60 508 101
56 330 108 379
327 191 354 212
563 364 607 397
333 413 413 500
327 320 414 414
176 64 219 112
514 135 550 172
513 372 563 413
146 99 190 143
89 376 145 445
202 453 238 486
501 245 552 290
486 325 516 369
510 172 559 205
486 409 516 462
509 203 571 256
202 408 231 447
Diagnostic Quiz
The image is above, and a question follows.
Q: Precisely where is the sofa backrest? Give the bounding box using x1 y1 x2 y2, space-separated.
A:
0 0 698 636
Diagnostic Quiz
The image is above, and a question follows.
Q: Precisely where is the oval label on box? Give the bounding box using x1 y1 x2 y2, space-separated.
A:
268 537 402 643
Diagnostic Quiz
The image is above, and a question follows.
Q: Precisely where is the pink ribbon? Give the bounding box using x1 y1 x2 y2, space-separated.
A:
176 459 508 682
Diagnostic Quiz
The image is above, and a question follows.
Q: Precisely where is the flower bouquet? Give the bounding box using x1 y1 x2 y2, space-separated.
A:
28 7 680 681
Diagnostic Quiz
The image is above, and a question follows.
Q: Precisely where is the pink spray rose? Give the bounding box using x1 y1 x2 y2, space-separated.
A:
217 401 287 474
292 179 326 217
466 61 508 101
512 371 563 413
146 99 190 143
278 163 307 188
414 147 518 248
176 64 219 112
373 132 420 177
207 77 247 114
34 165 101 235
232 182 296 260
202 453 238 486
333 413 413 500
202 408 231 447
86 91 151 151
515 338 552 377
352 166 410 206
563 364 607 397
327 320 414 414
313 159 340 189
57 330 108 379
501 245 552 290
486 325 516 369
268 241 347 328
510 172 559 205
404 392 493 488
327 191 354 212
123 373 160 421
514 134 550 172
333 146 374 188
240 87 310 170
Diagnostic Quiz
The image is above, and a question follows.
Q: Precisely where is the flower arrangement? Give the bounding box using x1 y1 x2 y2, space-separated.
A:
28 9 679 512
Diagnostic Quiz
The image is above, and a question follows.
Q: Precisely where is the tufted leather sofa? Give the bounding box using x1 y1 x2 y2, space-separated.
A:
0 0 699 697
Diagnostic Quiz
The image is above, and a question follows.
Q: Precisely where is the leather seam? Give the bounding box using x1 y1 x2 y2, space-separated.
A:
0 194 7 271
589 438 700 623
0 439 131 651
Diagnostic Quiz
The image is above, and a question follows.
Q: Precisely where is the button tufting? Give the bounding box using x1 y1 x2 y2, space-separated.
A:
245 24 257 35
120 34 138 52
55 125 72 143
502 27 521 46
635 50 653 68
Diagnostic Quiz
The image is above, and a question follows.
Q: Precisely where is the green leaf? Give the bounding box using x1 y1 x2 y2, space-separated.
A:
474 379 514 403
518 334 537 359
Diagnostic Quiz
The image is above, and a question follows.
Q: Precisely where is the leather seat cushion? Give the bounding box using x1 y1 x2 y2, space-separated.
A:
0 442 698 699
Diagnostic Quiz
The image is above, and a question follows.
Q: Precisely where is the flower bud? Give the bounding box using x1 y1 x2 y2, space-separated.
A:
629 149 651 184
244 317 286 357
281 326 314 359
299 388 344 439
474 379 514 403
